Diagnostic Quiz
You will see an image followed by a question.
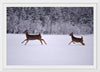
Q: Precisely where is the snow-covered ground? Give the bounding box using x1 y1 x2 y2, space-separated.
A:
7 34 93 65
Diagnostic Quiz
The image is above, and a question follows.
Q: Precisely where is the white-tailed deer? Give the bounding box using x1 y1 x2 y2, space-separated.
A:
21 30 47 45
69 32 85 45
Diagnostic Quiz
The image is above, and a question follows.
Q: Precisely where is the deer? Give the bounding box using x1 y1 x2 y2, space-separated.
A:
21 30 47 45
68 32 85 45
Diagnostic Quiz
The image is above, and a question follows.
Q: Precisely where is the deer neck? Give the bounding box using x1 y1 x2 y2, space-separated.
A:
71 35 74 39
25 32 28 38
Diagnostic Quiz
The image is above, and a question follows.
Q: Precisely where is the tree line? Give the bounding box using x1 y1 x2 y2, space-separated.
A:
7 7 93 34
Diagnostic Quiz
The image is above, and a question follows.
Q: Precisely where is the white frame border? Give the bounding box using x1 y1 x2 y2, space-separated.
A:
0 0 100 72
3 3 97 69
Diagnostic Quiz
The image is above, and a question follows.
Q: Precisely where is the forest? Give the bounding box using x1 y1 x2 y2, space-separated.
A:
7 7 93 34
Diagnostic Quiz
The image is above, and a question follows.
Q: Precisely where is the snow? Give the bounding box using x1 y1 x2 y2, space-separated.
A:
7 34 93 65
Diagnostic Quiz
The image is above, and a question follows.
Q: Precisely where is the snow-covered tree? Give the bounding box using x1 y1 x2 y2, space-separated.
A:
7 7 93 35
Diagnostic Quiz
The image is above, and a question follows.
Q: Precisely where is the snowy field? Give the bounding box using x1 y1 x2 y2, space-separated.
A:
7 34 93 65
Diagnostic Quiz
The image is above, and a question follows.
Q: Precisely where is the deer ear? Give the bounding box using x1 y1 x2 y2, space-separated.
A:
71 32 73 34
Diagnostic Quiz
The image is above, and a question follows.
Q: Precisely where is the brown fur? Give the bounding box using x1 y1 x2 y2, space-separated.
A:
69 32 85 45
21 30 47 45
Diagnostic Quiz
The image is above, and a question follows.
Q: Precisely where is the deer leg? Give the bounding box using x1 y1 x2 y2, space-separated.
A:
40 40 43 45
81 42 85 45
41 39 47 45
21 39 27 43
25 40 29 45
68 41 73 45
73 42 75 44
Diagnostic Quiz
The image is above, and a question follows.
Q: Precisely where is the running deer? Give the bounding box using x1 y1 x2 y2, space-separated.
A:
69 32 85 45
21 30 47 45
